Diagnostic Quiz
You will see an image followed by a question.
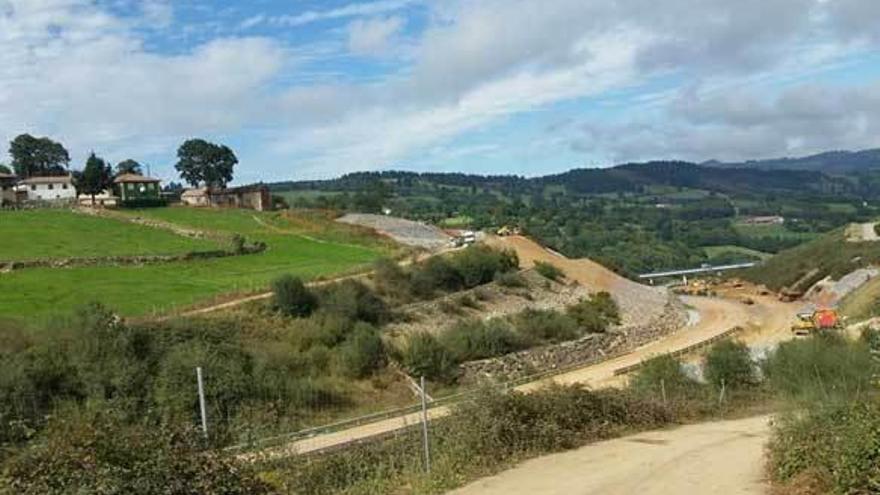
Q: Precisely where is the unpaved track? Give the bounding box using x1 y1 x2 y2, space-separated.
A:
263 237 796 458
449 415 772 495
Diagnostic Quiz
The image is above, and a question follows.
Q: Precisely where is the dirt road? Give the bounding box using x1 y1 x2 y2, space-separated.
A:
449 415 772 495
847 222 880 242
256 236 796 458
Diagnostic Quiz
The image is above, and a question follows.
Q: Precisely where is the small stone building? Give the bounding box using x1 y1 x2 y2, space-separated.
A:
181 184 272 211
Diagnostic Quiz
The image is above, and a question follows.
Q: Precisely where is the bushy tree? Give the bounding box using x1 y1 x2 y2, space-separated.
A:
0 163 11 174
401 332 457 382
630 355 697 399
316 280 389 325
9 134 70 178
174 139 237 188
272 275 318 318
115 159 143 176
703 340 755 390
336 323 386 378
76 153 113 204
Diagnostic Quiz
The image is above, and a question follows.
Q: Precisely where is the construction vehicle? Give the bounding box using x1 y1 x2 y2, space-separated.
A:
496 225 521 236
791 308 841 336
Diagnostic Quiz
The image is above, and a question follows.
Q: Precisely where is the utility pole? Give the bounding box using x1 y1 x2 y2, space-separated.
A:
196 367 208 439
420 376 431 473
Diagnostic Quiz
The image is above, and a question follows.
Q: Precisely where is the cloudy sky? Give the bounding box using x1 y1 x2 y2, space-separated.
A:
1 0 879 183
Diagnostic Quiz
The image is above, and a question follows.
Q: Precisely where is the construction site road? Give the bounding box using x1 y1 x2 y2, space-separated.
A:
449 415 772 495
261 237 797 458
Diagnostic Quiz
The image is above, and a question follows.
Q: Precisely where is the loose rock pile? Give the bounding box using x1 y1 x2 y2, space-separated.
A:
337 213 450 249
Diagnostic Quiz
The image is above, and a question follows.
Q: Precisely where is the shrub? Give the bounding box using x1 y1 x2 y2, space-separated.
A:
410 257 464 297
272 275 317 318
630 355 698 401
400 332 458 382
336 323 386 378
764 333 874 404
566 292 620 333
768 401 880 494
514 309 581 343
440 320 525 362
371 258 411 301
534 261 564 281
450 245 519 288
495 271 528 288
1 407 271 495
317 280 389 325
703 340 756 390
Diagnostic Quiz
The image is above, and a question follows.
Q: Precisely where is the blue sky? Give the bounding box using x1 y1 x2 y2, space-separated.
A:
1 0 880 184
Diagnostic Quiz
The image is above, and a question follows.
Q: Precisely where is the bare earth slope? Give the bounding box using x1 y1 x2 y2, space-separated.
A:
486 235 669 327
449 415 771 495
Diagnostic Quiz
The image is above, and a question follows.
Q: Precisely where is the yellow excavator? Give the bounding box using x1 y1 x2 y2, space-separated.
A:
791 308 841 336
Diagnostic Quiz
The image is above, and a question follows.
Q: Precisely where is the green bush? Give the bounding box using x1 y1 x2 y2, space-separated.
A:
764 333 874 404
1 406 271 495
768 401 880 494
703 340 756 390
271 275 317 318
566 292 620 333
410 257 464 297
630 355 698 400
440 320 526 362
371 258 412 301
400 332 458 382
450 245 519 288
514 309 581 343
336 323 386 378
534 261 564 281
494 271 528 288
317 280 390 325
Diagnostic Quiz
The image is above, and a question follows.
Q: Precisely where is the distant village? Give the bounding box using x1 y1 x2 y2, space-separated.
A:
0 134 272 212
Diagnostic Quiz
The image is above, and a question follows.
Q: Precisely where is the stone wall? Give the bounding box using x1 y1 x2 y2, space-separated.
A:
0 244 266 272
459 295 688 383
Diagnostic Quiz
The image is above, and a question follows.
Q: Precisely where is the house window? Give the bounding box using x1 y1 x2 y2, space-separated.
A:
48 184 54 190
30 185 36 191
62 184 68 190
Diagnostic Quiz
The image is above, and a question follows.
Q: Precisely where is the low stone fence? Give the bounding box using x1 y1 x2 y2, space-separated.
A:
0 243 266 272
460 295 688 383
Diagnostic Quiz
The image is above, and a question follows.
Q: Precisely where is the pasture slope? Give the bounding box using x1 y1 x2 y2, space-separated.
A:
0 207 390 320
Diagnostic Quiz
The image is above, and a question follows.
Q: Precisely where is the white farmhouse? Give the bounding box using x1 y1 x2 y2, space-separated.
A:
19 175 76 202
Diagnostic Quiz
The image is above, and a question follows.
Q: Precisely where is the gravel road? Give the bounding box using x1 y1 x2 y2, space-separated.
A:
449 415 772 495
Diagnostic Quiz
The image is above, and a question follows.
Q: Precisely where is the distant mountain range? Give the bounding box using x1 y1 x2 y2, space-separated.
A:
270 148 880 199
703 148 880 173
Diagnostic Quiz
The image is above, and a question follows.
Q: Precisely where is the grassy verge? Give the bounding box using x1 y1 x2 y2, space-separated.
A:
0 209 220 259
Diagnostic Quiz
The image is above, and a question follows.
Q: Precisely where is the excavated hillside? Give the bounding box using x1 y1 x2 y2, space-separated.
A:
486 235 674 328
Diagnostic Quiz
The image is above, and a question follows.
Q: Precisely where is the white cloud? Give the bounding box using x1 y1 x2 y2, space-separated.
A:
347 16 403 56
249 0 419 29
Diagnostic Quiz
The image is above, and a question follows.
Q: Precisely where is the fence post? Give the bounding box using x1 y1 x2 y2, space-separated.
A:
420 376 431 474
660 378 667 405
719 378 726 406
196 367 208 439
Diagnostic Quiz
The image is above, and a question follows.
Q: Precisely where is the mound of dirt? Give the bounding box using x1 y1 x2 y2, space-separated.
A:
337 213 450 249
486 235 672 328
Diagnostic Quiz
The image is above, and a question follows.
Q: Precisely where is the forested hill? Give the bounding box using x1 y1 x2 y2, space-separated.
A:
272 160 859 198
704 148 880 174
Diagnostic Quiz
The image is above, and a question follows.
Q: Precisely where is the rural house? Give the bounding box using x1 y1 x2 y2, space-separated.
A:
19 175 76 202
113 173 161 203
181 184 272 211
0 173 16 206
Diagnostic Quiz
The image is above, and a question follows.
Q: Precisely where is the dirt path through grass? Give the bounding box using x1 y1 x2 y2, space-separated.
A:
448 415 771 495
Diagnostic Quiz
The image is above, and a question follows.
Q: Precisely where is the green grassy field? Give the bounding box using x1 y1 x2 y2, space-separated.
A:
703 245 773 260
0 209 220 260
0 208 391 320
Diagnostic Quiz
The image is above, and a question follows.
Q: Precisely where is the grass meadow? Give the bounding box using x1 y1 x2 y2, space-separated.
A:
0 207 392 320
0 209 220 260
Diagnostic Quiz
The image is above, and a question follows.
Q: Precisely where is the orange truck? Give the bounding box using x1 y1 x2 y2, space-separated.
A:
791 308 841 336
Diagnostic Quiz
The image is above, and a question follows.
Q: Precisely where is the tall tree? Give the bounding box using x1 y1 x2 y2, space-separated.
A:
0 163 11 175
174 139 237 188
9 134 70 178
115 159 143 176
77 153 113 205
